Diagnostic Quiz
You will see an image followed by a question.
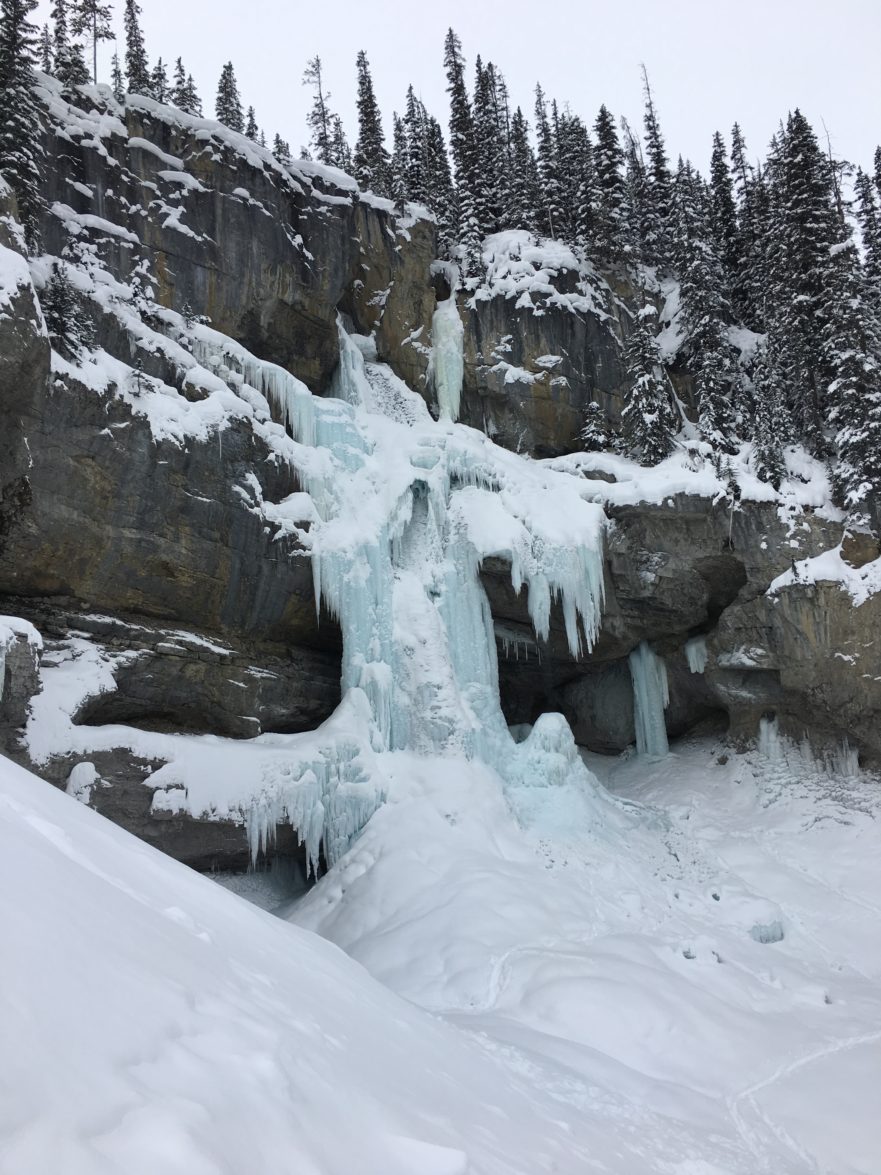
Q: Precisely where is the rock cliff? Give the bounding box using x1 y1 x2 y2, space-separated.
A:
1 82 878 868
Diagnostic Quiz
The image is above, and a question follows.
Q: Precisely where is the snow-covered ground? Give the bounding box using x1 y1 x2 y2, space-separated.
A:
3 728 879 1174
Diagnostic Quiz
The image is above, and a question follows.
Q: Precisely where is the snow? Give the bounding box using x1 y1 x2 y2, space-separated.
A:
548 439 840 515
470 230 611 322
6 727 880 1173
769 543 881 605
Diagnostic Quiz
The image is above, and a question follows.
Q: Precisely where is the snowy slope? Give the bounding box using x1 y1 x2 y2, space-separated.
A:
5 732 879 1174
293 734 881 1175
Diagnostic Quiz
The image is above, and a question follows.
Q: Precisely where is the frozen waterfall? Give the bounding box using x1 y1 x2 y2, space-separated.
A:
192 316 611 864
629 642 670 757
429 294 465 422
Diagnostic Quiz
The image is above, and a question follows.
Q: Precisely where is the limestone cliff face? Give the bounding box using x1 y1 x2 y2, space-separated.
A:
0 85 878 870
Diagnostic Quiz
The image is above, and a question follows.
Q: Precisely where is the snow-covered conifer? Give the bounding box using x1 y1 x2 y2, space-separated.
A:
534 85 563 240
592 105 627 265
621 303 676 464
41 260 93 358
51 0 88 89
505 106 538 233
70 0 112 85
245 105 259 141
150 56 168 104
640 66 673 268
273 133 292 166
303 55 333 164
0 0 44 249
110 45 124 101
581 400 613 452
39 21 50 71
123 0 149 96
352 50 390 196
215 62 243 133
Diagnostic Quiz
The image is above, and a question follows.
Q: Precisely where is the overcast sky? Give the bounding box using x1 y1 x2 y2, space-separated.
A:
39 0 881 174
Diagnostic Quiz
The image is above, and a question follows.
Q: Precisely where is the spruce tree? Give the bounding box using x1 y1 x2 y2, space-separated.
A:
245 104 258 140
424 112 456 253
709 131 740 292
403 84 428 205
215 61 243 133
273 133 292 166
0 0 44 250
621 117 650 263
640 66 672 268
750 343 791 489
443 28 480 274
39 21 49 71
302 55 333 164
150 56 168 104
52 0 88 89
70 0 112 85
352 50 390 196
674 159 736 447
854 167 881 300
329 114 351 172
592 104 626 265
123 0 149 96
390 111 408 212
533 85 564 239
581 400 613 451
506 105 538 233
41 259 94 358
823 227 881 513
763 110 845 450
621 302 676 464
110 45 124 100
171 58 201 116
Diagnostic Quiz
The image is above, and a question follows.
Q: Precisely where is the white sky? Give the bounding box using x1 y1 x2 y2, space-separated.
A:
39 0 881 175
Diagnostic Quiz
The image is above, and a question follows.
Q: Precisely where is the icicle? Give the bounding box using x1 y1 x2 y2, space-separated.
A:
684 635 708 674
429 295 465 421
629 642 669 756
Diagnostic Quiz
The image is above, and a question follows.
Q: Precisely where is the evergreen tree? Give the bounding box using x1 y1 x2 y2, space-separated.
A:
245 104 258 140
403 84 428 205
110 45 123 100
709 131 740 292
70 0 112 85
621 117 650 262
215 61 243 132
505 105 538 232
302 54 333 164
621 302 676 464
674 158 736 447
750 343 791 489
329 113 351 172
763 110 846 449
150 56 168 104
39 21 50 71
581 399 613 451
424 111 456 252
823 226 881 512
389 111 408 212
534 84 563 239
854 167 881 299
0 0 44 249
123 0 149 96
443 28 481 274
171 58 200 115
640 66 672 268
592 104 626 264
41 259 94 358
273 133 291 166
352 49 390 196
52 0 88 89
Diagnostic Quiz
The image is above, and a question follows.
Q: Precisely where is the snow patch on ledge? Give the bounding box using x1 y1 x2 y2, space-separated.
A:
768 545 881 606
